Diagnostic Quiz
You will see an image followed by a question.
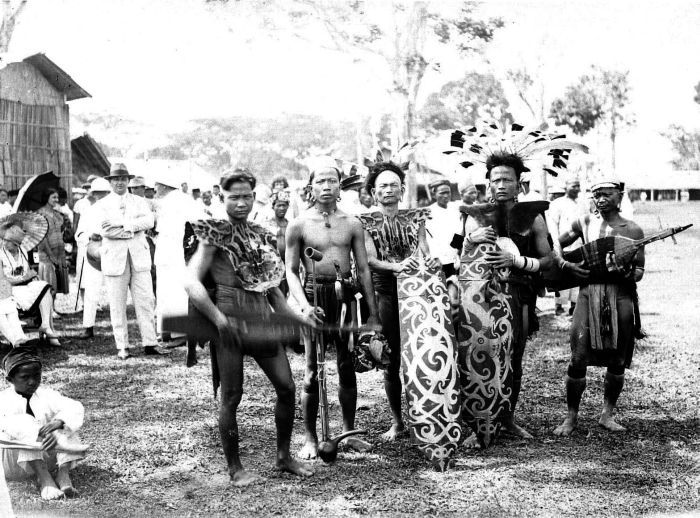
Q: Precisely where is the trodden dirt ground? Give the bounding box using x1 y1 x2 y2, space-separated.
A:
6 201 700 517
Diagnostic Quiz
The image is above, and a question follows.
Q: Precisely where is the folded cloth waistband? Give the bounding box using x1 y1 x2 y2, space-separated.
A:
304 272 352 285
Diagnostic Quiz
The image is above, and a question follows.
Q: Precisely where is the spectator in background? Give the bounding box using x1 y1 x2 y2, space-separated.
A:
199 190 226 219
153 172 204 343
71 188 86 206
359 190 374 210
181 182 189 194
56 188 74 228
72 175 99 234
74 178 112 340
547 177 584 316
0 190 12 218
128 177 146 198
264 190 291 260
7 190 19 208
450 180 478 211
36 189 69 299
270 175 289 194
92 163 160 360
549 185 566 202
212 184 223 203
249 182 271 223
191 188 201 201
0 214 61 346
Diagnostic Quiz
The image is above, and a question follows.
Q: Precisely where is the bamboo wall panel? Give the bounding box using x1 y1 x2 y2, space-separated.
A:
0 99 72 192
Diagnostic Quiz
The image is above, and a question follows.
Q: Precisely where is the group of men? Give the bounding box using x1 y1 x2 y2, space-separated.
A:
174 151 646 483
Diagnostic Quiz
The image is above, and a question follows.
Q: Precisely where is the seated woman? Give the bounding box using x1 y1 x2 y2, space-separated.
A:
0 266 28 347
0 215 60 346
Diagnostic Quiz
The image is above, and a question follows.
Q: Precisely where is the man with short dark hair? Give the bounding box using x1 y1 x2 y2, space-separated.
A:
286 156 380 459
186 168 313 485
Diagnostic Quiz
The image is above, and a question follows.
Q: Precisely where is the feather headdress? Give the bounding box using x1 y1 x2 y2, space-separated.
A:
444 120 588 177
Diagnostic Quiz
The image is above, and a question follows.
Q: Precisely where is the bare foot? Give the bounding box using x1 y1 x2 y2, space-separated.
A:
342 436 372 453
599 414 626 432
276 457 314 477
231 469 263 487
33 463 63 500
553 414 578 436
298 440 318 460
40 486 64 500
55 465 77 497
461 432 482 449
502 420 534 439
380 423 406 442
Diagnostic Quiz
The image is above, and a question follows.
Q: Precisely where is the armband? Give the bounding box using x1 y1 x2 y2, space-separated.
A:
513 255 541 272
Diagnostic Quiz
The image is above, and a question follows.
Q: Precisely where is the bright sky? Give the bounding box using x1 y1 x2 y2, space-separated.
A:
8 0 700 172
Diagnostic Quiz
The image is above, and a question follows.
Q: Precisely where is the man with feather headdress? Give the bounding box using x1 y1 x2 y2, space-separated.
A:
445 121 588 447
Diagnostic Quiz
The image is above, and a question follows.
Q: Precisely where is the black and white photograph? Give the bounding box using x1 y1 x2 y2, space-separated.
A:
0 0 698 516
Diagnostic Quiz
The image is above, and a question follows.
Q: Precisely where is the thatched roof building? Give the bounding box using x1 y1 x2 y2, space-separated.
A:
0 53 89 193
71 133 110 187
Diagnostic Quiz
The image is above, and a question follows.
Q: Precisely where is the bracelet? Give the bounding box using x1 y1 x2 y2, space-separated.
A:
513 255 541 272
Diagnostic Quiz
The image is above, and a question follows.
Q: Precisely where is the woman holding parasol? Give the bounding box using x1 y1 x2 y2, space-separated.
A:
0 213 61 346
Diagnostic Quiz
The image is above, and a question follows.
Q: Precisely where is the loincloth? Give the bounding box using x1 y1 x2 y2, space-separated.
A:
304 272 357 347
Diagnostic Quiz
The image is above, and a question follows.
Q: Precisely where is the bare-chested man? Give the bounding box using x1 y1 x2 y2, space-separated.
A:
286 157 380 459
553 176 645 436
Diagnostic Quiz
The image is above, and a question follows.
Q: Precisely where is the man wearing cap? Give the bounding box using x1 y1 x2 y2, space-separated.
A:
153 171 204 342
449 181 478 212
92 163 160 359
74 178 112 339
426 179 461 316
553 176 645 436
548 177 585 315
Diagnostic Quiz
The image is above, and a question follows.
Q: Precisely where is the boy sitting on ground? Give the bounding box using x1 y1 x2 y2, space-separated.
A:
0 347 87 500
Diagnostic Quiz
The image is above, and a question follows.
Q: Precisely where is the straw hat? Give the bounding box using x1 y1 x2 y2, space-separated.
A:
0 212 49 251
106 163 134 180
128 176 146 188
90 178 111 193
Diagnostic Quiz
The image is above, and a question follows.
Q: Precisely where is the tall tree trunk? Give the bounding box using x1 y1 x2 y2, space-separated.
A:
0 0 28 53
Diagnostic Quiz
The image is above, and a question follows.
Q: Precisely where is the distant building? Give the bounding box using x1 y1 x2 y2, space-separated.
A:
0 53 90 193
626 170 700 201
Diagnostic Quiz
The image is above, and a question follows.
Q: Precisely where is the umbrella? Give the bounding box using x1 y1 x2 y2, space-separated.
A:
0 212 49 251
12 171 61 212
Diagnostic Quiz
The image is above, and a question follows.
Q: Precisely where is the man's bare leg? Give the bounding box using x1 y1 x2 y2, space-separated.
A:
381 370 406 441
299 334 319 459
554 375 587 436
27 460 63 500
599 371 626 432
216 340 262 486
256 350 313 477
337 350 372 452
54 463 77 497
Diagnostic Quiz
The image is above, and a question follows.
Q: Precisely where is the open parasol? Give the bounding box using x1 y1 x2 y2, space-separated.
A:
12 171 61 213
0 212 49 251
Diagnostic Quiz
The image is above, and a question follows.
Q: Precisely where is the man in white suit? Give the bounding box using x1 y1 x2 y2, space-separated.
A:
93 163 162 359
152 170 204 340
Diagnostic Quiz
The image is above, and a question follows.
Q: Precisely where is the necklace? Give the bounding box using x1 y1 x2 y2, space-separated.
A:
316 207 337 228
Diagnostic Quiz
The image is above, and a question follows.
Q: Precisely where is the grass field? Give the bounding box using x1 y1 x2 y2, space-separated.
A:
7 202 700 517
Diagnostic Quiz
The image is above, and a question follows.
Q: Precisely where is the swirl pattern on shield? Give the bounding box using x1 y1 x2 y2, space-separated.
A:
456 241 515 447
397 255 461 471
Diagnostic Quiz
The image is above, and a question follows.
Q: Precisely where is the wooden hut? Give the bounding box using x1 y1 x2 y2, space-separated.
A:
71 133 110 187
0 53 90 194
